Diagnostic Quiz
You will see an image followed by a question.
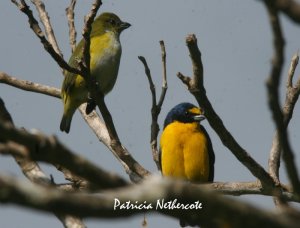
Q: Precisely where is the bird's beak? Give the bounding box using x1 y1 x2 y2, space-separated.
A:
193 114 205 122
120 21 131 30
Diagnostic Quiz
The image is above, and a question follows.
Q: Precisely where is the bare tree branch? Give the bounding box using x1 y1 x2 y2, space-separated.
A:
0 175 299 228
0 121 128 190
65 0 77 53
268 53 300 207
206 181 299 202
269 52 300 185
177 34 276 189
282 52 300 126
0 97 86 227
31 0 63 56
274 0 300 24
0 98 49 184
138 41 168 170
0 72 61 98
264 1 300 195
158 41 168 109
138 56 160 169
269 132 282 186
11 0 80 76
287 52 299 88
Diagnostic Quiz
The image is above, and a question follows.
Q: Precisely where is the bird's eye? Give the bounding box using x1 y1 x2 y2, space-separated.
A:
107 19 116 25
185 111 189 116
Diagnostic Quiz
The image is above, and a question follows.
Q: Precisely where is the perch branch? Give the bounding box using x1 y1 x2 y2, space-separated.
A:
0 175 299 228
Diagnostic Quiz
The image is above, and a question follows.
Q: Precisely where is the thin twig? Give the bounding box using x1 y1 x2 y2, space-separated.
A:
138 41 168 170
11 0 80 75
65 0 77 53
139 56 159 169
287 52 299 88
31 0 63 56
158 40 168 109
139 56 157 115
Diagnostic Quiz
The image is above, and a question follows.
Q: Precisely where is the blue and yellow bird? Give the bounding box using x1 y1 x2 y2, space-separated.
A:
160 102 215 183
159 103 215 227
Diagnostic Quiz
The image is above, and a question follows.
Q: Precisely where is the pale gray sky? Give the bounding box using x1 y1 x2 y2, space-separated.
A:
1 0 300 227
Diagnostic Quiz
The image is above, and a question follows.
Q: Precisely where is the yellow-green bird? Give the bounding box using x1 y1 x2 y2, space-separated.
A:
60 12 131 133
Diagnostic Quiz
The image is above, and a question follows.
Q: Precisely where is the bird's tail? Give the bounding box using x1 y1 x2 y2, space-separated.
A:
60 113 72 133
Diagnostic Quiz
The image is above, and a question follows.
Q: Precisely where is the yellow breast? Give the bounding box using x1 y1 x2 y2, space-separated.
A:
160 121 210 182
90 31 122 94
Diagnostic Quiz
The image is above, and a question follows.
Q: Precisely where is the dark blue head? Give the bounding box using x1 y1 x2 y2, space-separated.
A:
163 102 205 129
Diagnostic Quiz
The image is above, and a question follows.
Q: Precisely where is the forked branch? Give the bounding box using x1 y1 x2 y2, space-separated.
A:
138 40 168 170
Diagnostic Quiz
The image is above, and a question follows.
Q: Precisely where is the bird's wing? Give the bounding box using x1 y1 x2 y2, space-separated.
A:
62 40 84 94
199 125 215 182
